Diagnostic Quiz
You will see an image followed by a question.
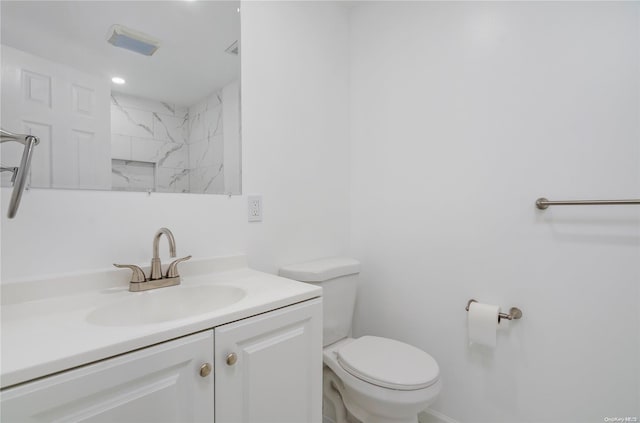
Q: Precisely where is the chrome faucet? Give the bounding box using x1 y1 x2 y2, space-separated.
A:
114 227 191 292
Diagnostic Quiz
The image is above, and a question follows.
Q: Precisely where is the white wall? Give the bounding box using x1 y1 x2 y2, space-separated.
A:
0 1 350 281
349 2 639 423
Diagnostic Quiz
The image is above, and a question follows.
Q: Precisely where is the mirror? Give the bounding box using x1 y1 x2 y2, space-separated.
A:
0 1 241 195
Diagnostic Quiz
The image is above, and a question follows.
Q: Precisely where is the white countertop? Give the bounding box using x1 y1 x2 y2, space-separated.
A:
0 255 321 389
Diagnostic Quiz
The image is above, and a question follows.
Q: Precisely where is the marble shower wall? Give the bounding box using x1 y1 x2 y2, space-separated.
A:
110 84 238 194
187 91 225 194
110 93 190 192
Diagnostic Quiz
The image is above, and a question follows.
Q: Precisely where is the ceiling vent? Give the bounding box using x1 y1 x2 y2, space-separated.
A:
225 40 239 56
107 24 160 56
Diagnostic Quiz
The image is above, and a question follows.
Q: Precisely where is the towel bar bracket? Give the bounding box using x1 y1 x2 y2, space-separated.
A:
1 166 19 183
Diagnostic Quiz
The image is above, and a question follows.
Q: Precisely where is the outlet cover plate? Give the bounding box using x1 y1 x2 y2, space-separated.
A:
247 195 262 222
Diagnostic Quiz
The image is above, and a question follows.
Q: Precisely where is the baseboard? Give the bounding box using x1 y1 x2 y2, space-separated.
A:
324 406 458 423
419 408 461 423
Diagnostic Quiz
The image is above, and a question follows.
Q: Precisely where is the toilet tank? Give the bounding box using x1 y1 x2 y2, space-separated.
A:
279 258 360 347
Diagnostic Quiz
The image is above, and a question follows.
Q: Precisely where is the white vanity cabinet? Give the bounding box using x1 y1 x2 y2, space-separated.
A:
215 298 322 423
1 298 322 423
0 330 215 423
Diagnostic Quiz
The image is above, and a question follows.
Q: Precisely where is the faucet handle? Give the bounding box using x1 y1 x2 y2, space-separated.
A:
113 264 147 283
166 255 192 278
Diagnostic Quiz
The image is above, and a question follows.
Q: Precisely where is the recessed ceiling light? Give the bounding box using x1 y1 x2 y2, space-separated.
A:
112 77 126 85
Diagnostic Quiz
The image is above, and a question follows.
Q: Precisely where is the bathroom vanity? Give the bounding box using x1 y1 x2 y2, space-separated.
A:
0 256 322 422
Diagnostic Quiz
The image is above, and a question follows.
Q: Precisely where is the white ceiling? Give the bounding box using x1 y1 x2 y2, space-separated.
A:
1 1 240 107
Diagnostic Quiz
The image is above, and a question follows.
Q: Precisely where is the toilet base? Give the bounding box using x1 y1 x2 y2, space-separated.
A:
341 397 419 423
323 365 425 423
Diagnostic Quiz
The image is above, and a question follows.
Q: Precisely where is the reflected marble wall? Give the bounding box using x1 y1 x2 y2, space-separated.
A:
110 81 239 194
188 91 225 194
110 93 189 192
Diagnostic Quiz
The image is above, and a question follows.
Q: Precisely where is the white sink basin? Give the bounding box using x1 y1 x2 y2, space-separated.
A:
87 284 246 326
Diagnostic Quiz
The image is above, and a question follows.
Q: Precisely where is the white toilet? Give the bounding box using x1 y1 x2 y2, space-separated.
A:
280 258 441 423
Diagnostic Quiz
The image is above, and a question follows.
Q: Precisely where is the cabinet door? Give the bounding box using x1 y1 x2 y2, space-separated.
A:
1 330 214 423
215 299 322 423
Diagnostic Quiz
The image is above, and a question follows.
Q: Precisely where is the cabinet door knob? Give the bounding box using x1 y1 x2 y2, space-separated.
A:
226 353 238 366
199 363 212 377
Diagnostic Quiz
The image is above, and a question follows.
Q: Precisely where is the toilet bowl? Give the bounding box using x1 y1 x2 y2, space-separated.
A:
279 258 441 423
323 337 441 423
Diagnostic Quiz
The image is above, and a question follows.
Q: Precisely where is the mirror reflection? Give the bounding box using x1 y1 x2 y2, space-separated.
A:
0 1 241 194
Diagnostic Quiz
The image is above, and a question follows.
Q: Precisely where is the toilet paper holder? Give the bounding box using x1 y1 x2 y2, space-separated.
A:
465 299 523 323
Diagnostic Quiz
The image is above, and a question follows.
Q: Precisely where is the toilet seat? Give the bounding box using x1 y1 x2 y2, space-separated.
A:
337 336 439 391
323 337 442 423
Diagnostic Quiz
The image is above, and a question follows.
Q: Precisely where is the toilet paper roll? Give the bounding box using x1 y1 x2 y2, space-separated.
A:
468 302 500 348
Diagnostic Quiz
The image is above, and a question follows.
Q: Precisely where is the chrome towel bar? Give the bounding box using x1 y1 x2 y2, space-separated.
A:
465 299 523 323
536 197 640 210
1 128 40 218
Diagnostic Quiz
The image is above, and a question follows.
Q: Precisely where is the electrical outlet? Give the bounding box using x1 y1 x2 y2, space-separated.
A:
247 195 262 222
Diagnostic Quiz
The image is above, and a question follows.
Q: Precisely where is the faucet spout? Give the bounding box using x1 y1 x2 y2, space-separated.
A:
153 227 176 259
150 228 177 280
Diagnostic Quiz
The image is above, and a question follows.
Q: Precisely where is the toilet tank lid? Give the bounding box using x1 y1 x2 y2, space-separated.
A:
279 257 360 282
